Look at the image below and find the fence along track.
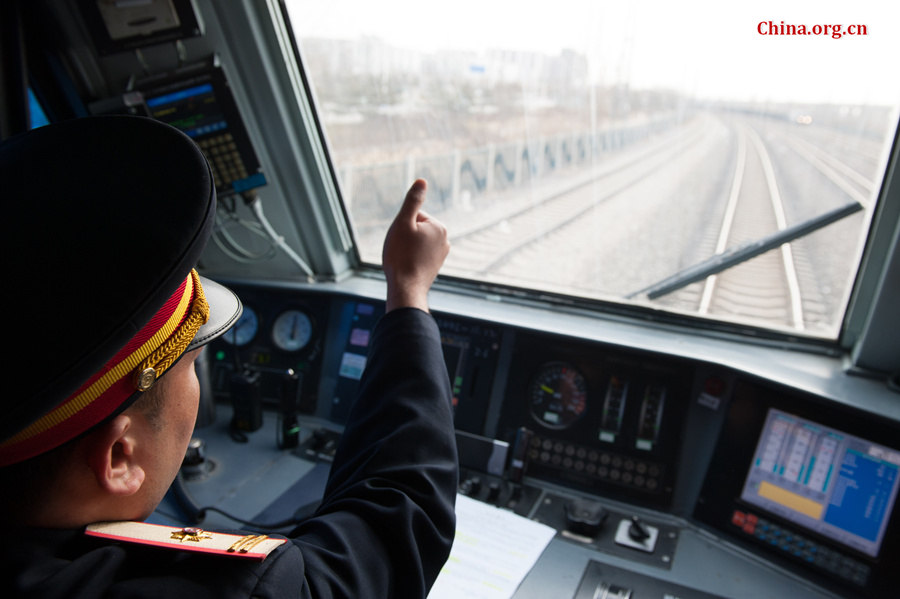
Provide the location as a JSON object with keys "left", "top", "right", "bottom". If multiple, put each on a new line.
{"left": 446, "top": 123, "right": 708, "bottom": 275}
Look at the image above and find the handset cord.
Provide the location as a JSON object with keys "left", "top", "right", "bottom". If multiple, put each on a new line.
{"left": 170, "top": 472, "right": 309, "bottom": 531}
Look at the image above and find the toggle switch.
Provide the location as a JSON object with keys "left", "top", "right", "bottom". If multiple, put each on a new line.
{"left": 627, "top": 515, "right": 650, "bottom": 542}
{"left": 614, "top": 515, "right": 659, "bottom": 553}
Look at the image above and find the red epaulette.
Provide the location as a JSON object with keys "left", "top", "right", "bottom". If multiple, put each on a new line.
{"left": 85, "top": 521, "right": 287, "bottom": 560}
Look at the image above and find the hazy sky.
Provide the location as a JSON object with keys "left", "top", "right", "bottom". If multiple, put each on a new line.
{"left": 286, "top": 0, "right": 900, "bottom": 104}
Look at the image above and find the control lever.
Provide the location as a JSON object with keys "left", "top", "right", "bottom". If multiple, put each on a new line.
{"left": 278, "top": 369, "right": 301, "bottom": 449}
{"left": 508, "top": 427, "right": 533, "bottom": 483}
{"left": 614, "top": 515, "right": 659, "bottom": 553}
{"left": 627, "top": 516, "right": 650, "bottom": 542}
{"left": 230, "top": 369, "right": 262, "bottom": 434}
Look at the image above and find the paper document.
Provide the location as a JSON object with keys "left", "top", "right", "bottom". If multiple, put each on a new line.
{"left": 428, "top": 494, "right": 557, "bottom": 599}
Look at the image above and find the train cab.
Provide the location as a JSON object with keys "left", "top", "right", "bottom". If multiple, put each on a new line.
{"left": 3, "top": 1, "right": 899, "bottom": 598}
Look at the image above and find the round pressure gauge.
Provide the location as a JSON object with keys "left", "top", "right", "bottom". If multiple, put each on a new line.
{"left": 222, "top": 306, "right": 258, "bottom": 346}
{"left": 271, "top": 309, "right": 313, "bottom": 352}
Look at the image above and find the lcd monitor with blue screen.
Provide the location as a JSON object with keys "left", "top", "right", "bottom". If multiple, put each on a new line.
{"left": 740, "top": 408, "right": 900, "bottom": 557}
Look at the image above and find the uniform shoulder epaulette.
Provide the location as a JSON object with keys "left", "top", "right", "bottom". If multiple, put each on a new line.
{"left": 85, "top": 521, "right": 287, "bottom": 560}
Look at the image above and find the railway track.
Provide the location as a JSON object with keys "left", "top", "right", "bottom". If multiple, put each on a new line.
{"left": 694, "top": 125, "right": 805, "bottom": 330}
{"left": 692, "top": 121, "right": 880, "bottom": 331}
{"left": 441, "top": 114, "right": 882, "bottom": 333}
{"left": 646, "top": 118, "right": 882, "bottom": 331}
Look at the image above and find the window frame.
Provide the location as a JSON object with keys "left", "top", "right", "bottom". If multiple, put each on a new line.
{"left": 842, "top": 124, "right": 900, "bottom": 373}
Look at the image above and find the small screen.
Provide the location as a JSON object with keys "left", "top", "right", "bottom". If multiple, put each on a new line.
{"left": 740, "top": 408, "right": 900, "bottom": 557}
{"left": 146, "top": 83, "right": 226, "bottom": 138}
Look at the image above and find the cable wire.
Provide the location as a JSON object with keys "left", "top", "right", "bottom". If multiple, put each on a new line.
{"left": 244, "top": 192, "right": 316, "bottom": 280}
{"left": 170, "top": 473, "right": 317, "bottom": 531}
{"left": 212, "top": 204, "right": 278, "bottom": 262}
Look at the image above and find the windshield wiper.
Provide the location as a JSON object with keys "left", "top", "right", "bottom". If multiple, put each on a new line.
{"left": 628, "top": 201, "right": 864, "bottom": 300}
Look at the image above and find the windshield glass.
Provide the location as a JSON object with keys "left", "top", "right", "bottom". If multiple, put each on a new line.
{"left": 284, "top": 0, "right": 899, "bottom": 338}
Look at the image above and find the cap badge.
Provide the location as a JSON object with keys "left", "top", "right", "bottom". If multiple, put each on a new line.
{"left": 136, "top": 368, "right": 157, "bottom": 391}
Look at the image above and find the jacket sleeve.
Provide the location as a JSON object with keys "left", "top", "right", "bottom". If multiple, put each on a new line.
{"left": 287, "top": 307, "right": 458, "bottom": 598}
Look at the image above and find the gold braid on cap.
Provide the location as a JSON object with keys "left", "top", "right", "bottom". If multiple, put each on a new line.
{"left": 133, "top": 269, "right": 210, "bottom": 391}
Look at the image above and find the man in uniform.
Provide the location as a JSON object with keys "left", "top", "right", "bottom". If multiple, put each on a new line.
{"left": 0, "top": 115, "right": 456, "bottom": 597}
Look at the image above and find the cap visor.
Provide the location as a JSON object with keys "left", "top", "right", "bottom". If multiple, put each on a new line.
{"left": 189, "top": 276, "right": 242, "bottom": 350}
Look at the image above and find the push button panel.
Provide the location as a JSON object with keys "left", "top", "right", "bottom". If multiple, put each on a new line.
{"left": 527, "top": 434, "right": 667, "bottom": 497}
{"left": 731, "top": 509, "right": 870, "bottom": 587}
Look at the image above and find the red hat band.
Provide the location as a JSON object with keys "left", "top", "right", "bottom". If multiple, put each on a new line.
{"left": 0, "top": 270, "right": 209, "bottom": 467}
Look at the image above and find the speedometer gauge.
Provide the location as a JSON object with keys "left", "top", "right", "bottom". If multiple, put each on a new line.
{"left": 529, "top": 362, "right": 588, "bottom": 429}
{"left": 271, "top": 309, "right": 313, "bottom": 352}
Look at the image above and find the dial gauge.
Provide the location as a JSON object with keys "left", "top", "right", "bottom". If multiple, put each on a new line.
{"left": 271, "top": 309, "right": 313, "bottom": 352}
{"left": 222, "top": 306, "right": 258, "bottom": 346}
{"left": 529, "top": 362, "right": 588, "bottom": 429}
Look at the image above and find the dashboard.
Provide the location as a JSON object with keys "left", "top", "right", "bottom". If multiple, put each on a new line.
{"left": 10, "top": 2, "right": 900, "bottom": 598}
{"left": 194, "top": 278, "right": 900, "bottom": 599}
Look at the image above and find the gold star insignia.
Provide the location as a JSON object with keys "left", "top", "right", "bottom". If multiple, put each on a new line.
{"left": 170, "top": 527, "right": 213, "bottom": 543}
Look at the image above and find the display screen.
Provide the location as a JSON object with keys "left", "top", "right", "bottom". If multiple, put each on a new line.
{"left": 146, "top": 83, "right": 227, "bottom": 138}
{"left": 740, "top": 408, "right": 900, "bottom": 557}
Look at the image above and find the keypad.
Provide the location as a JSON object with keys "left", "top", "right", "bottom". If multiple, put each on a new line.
{"left": 198, "top": 133, "right": 248, "bottom": 190}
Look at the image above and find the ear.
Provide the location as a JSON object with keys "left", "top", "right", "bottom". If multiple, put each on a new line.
{"left": 85, "top": 414, "right": 146, "bottom": 496}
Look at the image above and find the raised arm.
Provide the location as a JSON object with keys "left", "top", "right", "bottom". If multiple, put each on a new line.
{"left": 286, "top": 180, "right": 457, "bottom": 598}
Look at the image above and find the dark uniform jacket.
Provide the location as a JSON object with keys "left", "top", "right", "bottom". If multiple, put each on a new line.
{"left": 2, "top": 308, "right": 458, "bottom": 598}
